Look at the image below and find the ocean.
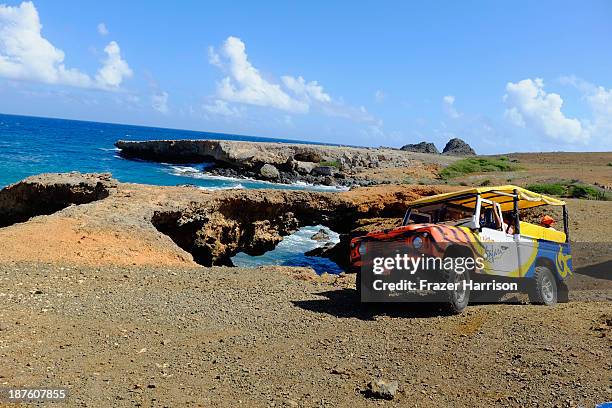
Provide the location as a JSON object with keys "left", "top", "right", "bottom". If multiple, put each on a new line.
{"left": 0, "top": 113, "right": 342, "bottom": 191}
{"left": 0, "top": 113, "right": 343, "bottom": 273}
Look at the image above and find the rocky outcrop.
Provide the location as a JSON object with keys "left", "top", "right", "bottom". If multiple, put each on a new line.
{"left": 310, "top": 229, "right": 330, "bottom": 241}
{"left": 0, "top": 172, "right": 116, "bottom": 228}
{"left": 442, "top": 138, "right": 476, "bottom": 156}
{"left": 115, "top": 139, "right": 441, "bottom": 187}
{"left": 0, "top": 173, "right": 452, "bottom": 267}
{"left": 400, "top": 142, "right": 440, "bottom": 154}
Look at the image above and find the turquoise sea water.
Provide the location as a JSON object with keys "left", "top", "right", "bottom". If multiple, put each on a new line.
{"left": 0, "top": 113, "right": 343, "bottom": 273}
{"left": 0, "top": 113, "right": 340, "bottom": 191}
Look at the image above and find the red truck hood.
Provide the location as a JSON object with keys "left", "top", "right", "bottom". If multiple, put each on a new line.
{"left": 358, "top": 223, "right": 432, "bottom": 241}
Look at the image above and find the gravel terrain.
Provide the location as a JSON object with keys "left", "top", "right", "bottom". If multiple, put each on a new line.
{"left": 0, "top": 172, "right": 610, "bottom": 407}
{"left": 0, "top": 262, "right": 610, "bottom": 407}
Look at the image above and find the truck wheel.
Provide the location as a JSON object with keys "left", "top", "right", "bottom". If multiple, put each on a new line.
{"left": 441, "top": 267, "right": 470, "bottom": 314}
{"left": 356, "top": 270, "right": 362, "bottom": 300}
{"left": 528, "top": 266, "right": 558, "bottom": 306}
{"left": 557, "top": 280, "right": 569, "bottom": 303}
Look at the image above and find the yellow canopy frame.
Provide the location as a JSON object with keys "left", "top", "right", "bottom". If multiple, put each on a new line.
{"left": 409, "top": 185, "right": 566, "bottom": 212}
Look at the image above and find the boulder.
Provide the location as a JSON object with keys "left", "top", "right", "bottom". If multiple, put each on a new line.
{"left": 259, "top": 164, "right": 280, "bottom": 180}
{"left": 312, "top": 166, "right": 337, "bottom": 177}
{"left": 321, "top": 176, "right": 336, "bottom": 186}
{"left": 400, "top": 142, "right": 440, "bottom": 154}
{"left": 310, "top": 228, "right": 330, "bottom": 241}
{"left": 293, "top": 150, "right": 323, "bottom": 163}
{"left": 442, "top": 138, "right": 476, "bottom": 156}
{"left": 294, "top": 160, "right": 318, "bottom": 175}
{"left": 304, "top": 242, "right": 335, "bottom": 256}
{"left": 366, "top": 379, "right": 398, "bottom": 400}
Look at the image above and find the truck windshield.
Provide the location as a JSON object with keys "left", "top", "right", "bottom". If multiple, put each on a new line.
{"left": 404, "top": 203, "right": 474, "bottom": 226}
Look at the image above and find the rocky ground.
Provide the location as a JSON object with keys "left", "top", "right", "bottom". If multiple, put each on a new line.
{"left": 115, "top": 139, "right": 459, "bottom": 187}
{"left": 0, "top": 171, "right": 610, "bottom": 407}
{"left": 0, "top": 263, "right": 610, "bottom": 407}
{"left": 454, "top": 152, "right": 612, "bottom": 190}
{"left": 0, "top": 173, "right": 453, "bottom": 267}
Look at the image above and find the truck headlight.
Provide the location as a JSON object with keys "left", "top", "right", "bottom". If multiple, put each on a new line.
{"left": 413, "top": 236, "right": 423, "bottom": 250}
{"left": 358, "top": 242, "right": 367, "bottom": 256}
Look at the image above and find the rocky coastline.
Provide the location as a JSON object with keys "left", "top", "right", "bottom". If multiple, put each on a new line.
{"left": 115, "top": 139, "right": 463, "bottom": 187}
{"left": 0, "top": 172, "right": 452, "bottom": 268}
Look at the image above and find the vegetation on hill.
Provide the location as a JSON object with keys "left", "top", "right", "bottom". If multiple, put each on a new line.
{"left": 319, "top": 160, "right": 341, "bottom": 169}
{"left": 439, "top": 156, "right": 520, "bottom": 179}
{"left": 527, "top": 181, "right": 610, "bottom": 201}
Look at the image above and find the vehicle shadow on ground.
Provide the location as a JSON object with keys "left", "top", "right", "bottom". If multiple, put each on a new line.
{"left": 292, "top": 288, "right": 460, "bottom": 321}
{"left": 574, "top": 260, "right": 611, "bottom": 281}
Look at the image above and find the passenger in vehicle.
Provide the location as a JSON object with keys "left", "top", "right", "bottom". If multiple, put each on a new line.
{"left": 540, "top": 215, "right": 557, "bottom": 230}
{"left": 502, "top": 214, "right": 514, "bottom": 234}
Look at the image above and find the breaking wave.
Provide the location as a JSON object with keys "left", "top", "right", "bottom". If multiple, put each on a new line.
{"left": 231, "top": 225, "right": 343, "bottom": 274}
{"left": 164, "top": 164, "right": 349, "bottom": 192}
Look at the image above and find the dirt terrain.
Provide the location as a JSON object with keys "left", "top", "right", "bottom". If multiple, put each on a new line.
{"left": 0, "top": 172, "right": 610, "bottom": 407}
{"left": 451, "top": 151, "right": 612, "bottom": 189}
{"left": 0, "top": 263, "right": 609, "bottom": 407}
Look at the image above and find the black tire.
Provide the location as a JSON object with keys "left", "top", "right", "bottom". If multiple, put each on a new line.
{"left": 356, "top": 270, "right": 362, "bottom": 301}
{"left": 441, "top": 266, "right": 471, "bottom": 314}
{"left": 528, "top": 266, "right": 558, "bottom": 306}
{"left": 557, "top": 280, "right": 569, "bottom": 303}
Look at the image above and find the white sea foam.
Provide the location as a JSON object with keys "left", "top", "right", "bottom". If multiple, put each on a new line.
{"left": 198, "top": 184, "right": 245, "bottom": 191}
{"left": 231, "top": 225, "right": 343, "bottom": 274}
{"left": 98, "top": 147, "right": 121, "bottom": 152}
{"left": 164, "top": 163, "right": 348, "bottom": 191}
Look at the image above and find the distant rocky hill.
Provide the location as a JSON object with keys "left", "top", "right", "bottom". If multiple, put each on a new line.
{"left": 400, "top": 138, "right": 476, "bottom": 156}
{"left": 400, "top": 142, "right": 440, "bottom": 154}
{"left": 442, "top": 138, "right": 476, "bottom": 156}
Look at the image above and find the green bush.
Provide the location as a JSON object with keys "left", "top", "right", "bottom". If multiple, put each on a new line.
{"left": 319, "top": 160, "right": 341, "bottom": 169}
{"left": 439, "top": 157, "right": 521, "bottom": 179}
{"left": 568, "top": 184, "right": 599, "bottom": 199}
{"left": 527, "top": 181, "right": 609, "bottom": 201}
{"left": 526, "top": 183, "right": 567, "bottom": 196}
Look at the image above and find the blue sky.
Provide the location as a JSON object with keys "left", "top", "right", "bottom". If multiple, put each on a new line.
{"left": 0, "top": 1, "right": 611, "bottom": 152}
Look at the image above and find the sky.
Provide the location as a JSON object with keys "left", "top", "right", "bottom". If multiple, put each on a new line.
{"left": 0, "top": 0, "right": 611, "bottom": 153}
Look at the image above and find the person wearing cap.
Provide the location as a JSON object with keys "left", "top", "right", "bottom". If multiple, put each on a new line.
{"left": 540, "top": 215, "right": 557, "bottom": 230}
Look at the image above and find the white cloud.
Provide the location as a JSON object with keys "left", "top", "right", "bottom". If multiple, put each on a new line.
{"left": 281, "top": 75, "right": 331, "bottom": 103}
{"left": 97, "top": 22, "right": 108, "bottom": 36}
{"left": 442, "top": 95, "right": 461, "bottom": 118}
{"left": 207, "top": 36, "right": 380, "bottom": 127}
{"left": 0, "top": 2, "right": 131, "bottom": 90}
{"left": 504, "top": 78, "right": 588, "bottom": 143}
{"left": 560, "top": 76, "right": 612, "bottom": 146}
{"left": 0, "top": 1, "right": 89, "bottom": 86}
{"left": 211, "top": 36, "right": 308, "bottom": 113}
{"left": 207, "top": 45, "right": 221, "bottom": 67}
{"left": 151, "top": 91, "right": 168, "bottom": 114}
{"left": 375, "top": 90, "right": 385, "bottom": 103}
{"left": 95, "top": 41, "right": 132, "bottom": 89}
{"left": 321, "top": 103, "right": 376, "bottom": 123}
{"left": 503, "top": 107, "right": 524, "bottom": 127}
{"left": 202, "top": 99, "right": 240, "bottom": 117}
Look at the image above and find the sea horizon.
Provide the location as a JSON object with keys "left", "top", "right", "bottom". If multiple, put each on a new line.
{"left": 0, "top": 112, "right": 348, "bottom": 191}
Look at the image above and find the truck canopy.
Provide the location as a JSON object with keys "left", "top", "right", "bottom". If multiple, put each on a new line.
{"left": 408, "top": 185, "right": 566, "bottom": 212}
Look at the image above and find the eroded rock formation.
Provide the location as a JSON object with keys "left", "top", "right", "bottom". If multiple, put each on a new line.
{"left": 114, "top": 139, "right": 451, "bottom": 187}
{"left": 0, "top": 172, "right": 116, "bottom": 228}
{"left": 0, "top": 172, "right": 452, "bottom": 267}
